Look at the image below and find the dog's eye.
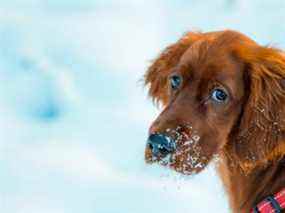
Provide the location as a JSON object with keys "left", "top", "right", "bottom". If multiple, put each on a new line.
{"left": 170, "top": 75, "right": 182, "bottom": 90}
{"left": 211, "top": 88, "right": 228, "bottom": 103}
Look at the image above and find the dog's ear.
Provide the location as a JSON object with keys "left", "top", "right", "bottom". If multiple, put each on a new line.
{"left": 229, "top": 46, "right": 285, "bottom": 173}
{"left": 144, "top": 32, "right": 202, "bottom": 105}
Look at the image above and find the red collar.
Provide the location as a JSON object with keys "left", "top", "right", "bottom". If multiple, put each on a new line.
{"left": 251, "top": 188, "right": 285, "bottom": 213}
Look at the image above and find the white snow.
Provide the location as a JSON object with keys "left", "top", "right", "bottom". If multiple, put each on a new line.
{"left": 1, "top": 0, "right": 285, "bottom": 213}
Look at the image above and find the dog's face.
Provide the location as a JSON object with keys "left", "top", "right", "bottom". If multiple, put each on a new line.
{"left": 145, "top": 34, "right": 246, "bottom": 174}
{"left": 144, "top": 30, "right": 285, "bottom": 175}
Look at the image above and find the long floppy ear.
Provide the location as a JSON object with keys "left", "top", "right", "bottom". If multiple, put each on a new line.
{"left": 144, "top": 32, "right": 202, "bottom": 105}
{"left": 229, "top": 46, "right": 285, "bottom": 173}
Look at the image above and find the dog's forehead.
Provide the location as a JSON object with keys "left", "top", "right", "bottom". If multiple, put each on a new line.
{"left": 177, "top": 41, "right": 245, "bottom": 98}
{"left": 179, "top": 39, "right": 210, "bottom": 66}
{"left": 178, "top": 41, "right": 239, "bottom": 77}
{"left": 178, "top": 30, "right": 255, "bottom": 70}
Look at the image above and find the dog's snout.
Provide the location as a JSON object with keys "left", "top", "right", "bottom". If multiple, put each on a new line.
{"left": 147, "top": 133, "right": 176, "bottom": 158}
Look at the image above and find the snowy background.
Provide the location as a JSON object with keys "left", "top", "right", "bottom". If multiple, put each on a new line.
{"left": 0, "top": 1, "right": 285, "bottom": 212}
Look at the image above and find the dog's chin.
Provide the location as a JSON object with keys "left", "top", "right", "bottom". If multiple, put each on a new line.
{"left": 169, "top": 155, "right": 208, "bottom": 175}
{"left": 145, "top": 147, "right": 208, "bottom": 175}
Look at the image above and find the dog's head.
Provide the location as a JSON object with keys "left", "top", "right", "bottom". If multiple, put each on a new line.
{"left": 144, "top": 30, "right": 285, "bottom": 175}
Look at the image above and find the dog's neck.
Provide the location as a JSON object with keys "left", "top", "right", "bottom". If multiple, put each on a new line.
{"left": 218, "top": 154, "right": 285, "bottom": 213}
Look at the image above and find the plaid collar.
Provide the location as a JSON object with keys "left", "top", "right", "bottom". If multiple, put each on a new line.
{"left": 251, "top": 188, "right": 285, "bottom": 213}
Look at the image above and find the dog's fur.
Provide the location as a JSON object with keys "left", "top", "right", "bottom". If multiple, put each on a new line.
{"left": 144, "top": 30, "right": 285, "bottom": 212}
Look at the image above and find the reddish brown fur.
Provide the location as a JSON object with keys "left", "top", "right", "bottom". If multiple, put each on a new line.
{"left": 144, "top": 30, "right": 285, "bottom": 212}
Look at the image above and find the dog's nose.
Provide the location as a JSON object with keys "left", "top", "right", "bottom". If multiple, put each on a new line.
{"left": 147, "top": 133, "right": 176, "bottom": 158}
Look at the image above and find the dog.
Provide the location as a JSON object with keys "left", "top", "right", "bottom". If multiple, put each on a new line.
{"left": 144, "top": 30, "right": 285, "bottom": 212}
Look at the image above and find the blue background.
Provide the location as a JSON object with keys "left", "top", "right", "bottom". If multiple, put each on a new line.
{"left": 0, "top": 1, "right": 284, "bottom": 212}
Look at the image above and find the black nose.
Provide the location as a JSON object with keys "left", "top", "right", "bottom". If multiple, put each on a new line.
{"left": 147, "top": 133, "right": 176, "bottom": 157}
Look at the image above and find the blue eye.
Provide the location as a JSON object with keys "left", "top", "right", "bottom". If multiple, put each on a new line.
{"left": 211, "top": 88, "right": 228, "bottom": 103}
{"left": 170, "top": 75, "right": 182, "bottom": 90}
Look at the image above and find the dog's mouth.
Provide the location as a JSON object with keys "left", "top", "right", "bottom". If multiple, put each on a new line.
{"left": 145, "top": 125, "right": 209, "bottom": 175}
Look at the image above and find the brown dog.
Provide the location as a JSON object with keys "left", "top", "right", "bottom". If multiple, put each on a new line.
{"left": 144, "top": 30, "right": 285, "bottom": 212}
